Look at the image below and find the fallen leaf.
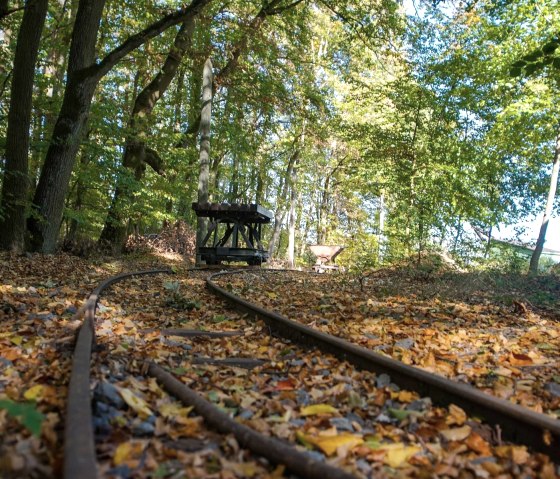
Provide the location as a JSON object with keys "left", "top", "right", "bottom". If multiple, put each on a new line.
{"left": 159, "top": 402, "right": 193, "bottom": 419}
{"left": 117, "top": 387, "right": 153, "bottom": 418}
{"left": 439, "top": 425, "right": 471, "bottom": 442}
{"left": 465, "top": 432, "right": 492, "bottom": 455}
{"left": 300, "top": 404, "right": 339, "bottom": 416}
{"left": 495, "top": 445, "right": 529, "bottom": 465}
{"left": 379, "top": 443, "right": 422, "bottom": 468}
{"left": 446, "top": 404, "right": 467, "bottom": 426}
{"left": 391, "top": 390, "right": 416, "bottom": 403}
{"left": 274, "top": 378, "right": 297, "bottom": 391}
{"left": 23, "top": 385, "right": 44, "bottom": 401}
{"left": 113, "top": 441, "right": 146, "bottom": 467}
{"left": 296, "top": 431, "right": 363, "bottom": 456}
{"left": 509, "top": 353, "right": 533, "bottom": 367}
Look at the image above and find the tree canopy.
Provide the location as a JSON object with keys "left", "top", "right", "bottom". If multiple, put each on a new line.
{"left": 0, "top": 0, "right": 558, "bottom": 271}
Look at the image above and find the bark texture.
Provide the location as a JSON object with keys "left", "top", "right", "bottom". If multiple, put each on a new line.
{"left": 0, "top": 0, "right": 48, "bottom": 252}
{"left": 27, "top": 0, "right": 211, "bottom": 253}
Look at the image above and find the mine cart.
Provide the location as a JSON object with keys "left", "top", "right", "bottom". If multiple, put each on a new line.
{"left": 192, "top": 202, "right": 273, "bottom": 265}
{"left": 309, "top": 244, "right": 344, "bottom": 272}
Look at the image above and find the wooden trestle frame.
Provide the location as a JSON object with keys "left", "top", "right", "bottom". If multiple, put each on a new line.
{"left": 192, "top": 202, "right": 273, "bottom": 265}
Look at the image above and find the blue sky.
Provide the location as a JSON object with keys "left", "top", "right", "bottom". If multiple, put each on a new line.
{"left": 496, "top": 215, "right": 560, "bottom": 251}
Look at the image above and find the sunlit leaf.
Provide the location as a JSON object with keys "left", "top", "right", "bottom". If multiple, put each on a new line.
{"left": 296, "top": 431, "right": 363, "bottom": 456}
{"left": 117, "top": 387, "right": 153, "bottom": 418}
{"left": 300, "top": 404, "right": 339, "bottom": 416}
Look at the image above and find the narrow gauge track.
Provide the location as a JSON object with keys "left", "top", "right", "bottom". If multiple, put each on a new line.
{"left": 63, "top": 267, "right": 559, "bottom": 479}
{"left": 206, "top": 269, "right": 560, "bottom": 461}
{"left": 64, "top": 268, "right": 356, "bottom": 479}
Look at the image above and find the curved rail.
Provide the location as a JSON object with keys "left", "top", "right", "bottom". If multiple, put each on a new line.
{"left": 63, "top": 266, "right": 350, "bottom": 479}
{"left": 207, "top": 269, "right": 560, "bottom": 461}
{"left": 64, "top": 269, "right": 172, "bottom": 479}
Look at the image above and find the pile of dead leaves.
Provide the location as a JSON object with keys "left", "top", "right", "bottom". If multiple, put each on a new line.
{"left": 126, "top": 221, "right": 196, "bottom": 257}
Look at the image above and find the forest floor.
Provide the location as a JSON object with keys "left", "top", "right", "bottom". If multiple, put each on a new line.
{"left": 0, "top": 251, "right": 559, "bottom": 478}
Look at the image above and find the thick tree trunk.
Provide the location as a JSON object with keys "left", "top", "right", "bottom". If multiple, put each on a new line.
{"left": 99, "top": 18, "right": 196, "bottom": 252}
{"left": 195, "top": 58, "right": 213, "bottom": 265}
{"left": 529, "top": 128, "right": 560, "bottom": 274}
{"left": 27, "top": 0, "right": 211, "bottom": 253}
{"left": 27, "top": 0, "right": 107, "bottom": 252}
{"left": 0, "top": 0, "right": 48, "bottom": 252}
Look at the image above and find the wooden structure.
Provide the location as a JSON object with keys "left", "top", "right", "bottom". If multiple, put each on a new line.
{"left": 309, "top": 244, "right": 344, "bottom": 272}
{"left": 192, "top": 203, "right": 273, "bottom": 265}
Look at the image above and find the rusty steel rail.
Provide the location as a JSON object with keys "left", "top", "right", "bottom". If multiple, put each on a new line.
{"left": 64, "top": 269, "right": 172, "bottom": 479}
{"left": 148, "top": 362, "right": 357, "bottom": 479}
{"left": 207, "top": 269, "right": 560, "bottom": 461}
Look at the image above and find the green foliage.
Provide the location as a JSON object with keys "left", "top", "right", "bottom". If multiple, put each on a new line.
{"left": 1, "top": 0, "right": 558, "bottom": 264}
{"left": 0, "top": 399, "right": 44, "bottom": 436}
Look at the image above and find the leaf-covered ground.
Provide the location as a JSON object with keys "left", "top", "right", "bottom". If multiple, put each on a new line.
{"left": 1, "top": 253, "right": 559, "bottom": 478}
{"left": 218, "top": 270, "right": 560, "bottom": 415}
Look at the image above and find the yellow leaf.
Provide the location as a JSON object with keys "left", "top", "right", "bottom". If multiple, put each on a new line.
{"left": 266, "top": 291, "right": 277, "bottom": 299}
{"left": 24, "top": 385, "right": 43, "bottom": 400}
{"left": 10, "top": 336, "right": 23, "bottom": 346}
{"left": 440, "top": 425, "right": 471, "bottom": 442}
{"left": 300, "top": 404, "right": 339, "bottom": 416}
{"left": 495, "top": 445, "right": 529, "bottom": 465}
{"left": 117, "top": 387, "right": 153, "bottom": 418}
{"left": 391, "top": 390, "right": 416, "bottom": 403}
{"left": 446, "top": 404, "right": 467, "bottom": 426}
{"left": 297, "top": 431, "right": 363, "bottom": 456}
{"left": 113, "top": 442, "right": 132, "bottom": 466}
{"left": 380, "top": 443, "right": 422, "bottom": 468}
{"left": 159, "top": 402, "right": 193, "bottom": 419}
{"left": 113, "top": 441, "right": 145, "bottom": 467}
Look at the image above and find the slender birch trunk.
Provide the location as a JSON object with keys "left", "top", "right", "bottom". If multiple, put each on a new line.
{"left": 287, "top": 160, "right": 298, "bottom": 268}
{"left": 529, "top": 128, "right": 560, "bottom": 274}
{"left": 195, "top": 58, "right": 213, "bottom": 265}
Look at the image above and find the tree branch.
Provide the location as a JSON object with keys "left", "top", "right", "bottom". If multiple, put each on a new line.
{"left": 267, "top": 0, "right": 305, "bottom": 15}
{"left": 0, "top": 1, "right": 25, "bottom": 20}
{"left": 92, "top": 0, "right": 212, "bottom": 80}
{"left": 177, "top": 0, "right": 301, "bottom": 145}
{"left": 144, "top": 147, "right": 165, "bottom": 176}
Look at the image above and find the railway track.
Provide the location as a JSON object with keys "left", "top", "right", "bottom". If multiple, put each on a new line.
{"left": 62, "top": 267, "right": 559, "bottom": 478}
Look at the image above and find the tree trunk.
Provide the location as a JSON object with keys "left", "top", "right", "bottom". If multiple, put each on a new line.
{"left": 27, "top": 0, "right": 211, "bottom": 253}
{"left": 0, "top": 0, "right": 48, "bottom": 252}
{"left": 268, "top": 148, "right": 298, "bottom": 258}
{"left": 99, "top": 17, "right": 196, "bottom": 252}
{"left": 529, "top": 128, "right": 560, "bottom": 274}
{"left": 378, "top": 190, "right": 385, "bottom": 263}
{"left": 287, "top": 161, "right": 298, "bottom": 268}
{"left": 195, "top": 57, "right": 213, "bottom": 265}
{"left": 176, "top": 0, "right": 302, "bottom": 147}
{"left": 317, "top": 175, "right": 330, "bottom": 244}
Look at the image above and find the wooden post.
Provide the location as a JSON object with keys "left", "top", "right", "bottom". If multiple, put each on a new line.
{"left": 196, "top": 57, "right": 213, "bottom": 265}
